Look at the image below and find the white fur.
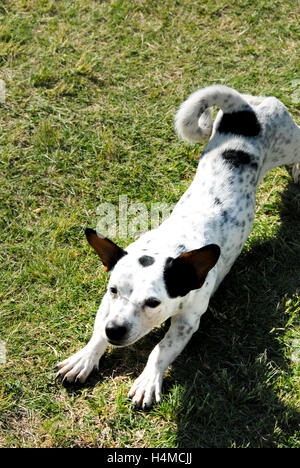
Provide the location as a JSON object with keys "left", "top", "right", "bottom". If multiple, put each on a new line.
{"left": 56, "top": 85, "right": 300, "bottom": 409}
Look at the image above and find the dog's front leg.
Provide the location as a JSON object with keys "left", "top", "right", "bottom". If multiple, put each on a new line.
{"left": 128, "top": 309, "right": 203, "bottom": 409}
{"left": 55, "top": 296, "right": 109, "bottom": 384}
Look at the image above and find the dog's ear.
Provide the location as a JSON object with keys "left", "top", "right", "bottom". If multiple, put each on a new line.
{"left": 164, "top": 244, "right": 220, "bottom": 297}
{"left": 85, "top": 228, "right": 127, "bottom": 272}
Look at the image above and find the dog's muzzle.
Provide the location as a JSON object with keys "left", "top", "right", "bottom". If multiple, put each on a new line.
{"left": 105, "top": 320, "right": 129, "bottom": 346}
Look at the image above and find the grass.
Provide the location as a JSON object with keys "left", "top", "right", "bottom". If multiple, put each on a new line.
{"left": 0, "top": 0, "right": 299, "bottom": 448}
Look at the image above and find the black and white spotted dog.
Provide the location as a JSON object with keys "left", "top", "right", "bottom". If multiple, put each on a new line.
{"left": 56, "top": 85, "right": 300, "bottom": 408}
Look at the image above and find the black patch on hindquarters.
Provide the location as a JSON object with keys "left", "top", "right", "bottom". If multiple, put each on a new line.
{"left": 222, "top": 149, "right": 258, "bottom": 170}
{"left": 218, "top": 110, "right": 261, "bottom": 137}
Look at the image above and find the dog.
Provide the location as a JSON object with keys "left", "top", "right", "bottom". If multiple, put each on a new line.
{"left": 56, "top": 85, "right": 300, "bottom": 408}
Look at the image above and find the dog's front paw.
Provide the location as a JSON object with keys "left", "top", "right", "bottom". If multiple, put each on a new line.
{"left": 128, "top": 368, "right": 163, "bottom": 409}
{"left": 55, "top": 346, "right": 100, "bottom": 384}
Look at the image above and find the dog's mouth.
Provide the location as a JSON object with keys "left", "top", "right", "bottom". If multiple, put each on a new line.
{"left": 107, "top": 333, "right": 140, "bottom": 348}
{"left": 105, "top": 319, "right": 144, "bottom": 347}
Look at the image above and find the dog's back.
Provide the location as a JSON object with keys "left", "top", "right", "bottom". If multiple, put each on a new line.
{"left": 175, "top": 84, "right": 300, "bottom": 181}
{"left": 174, "top": 85, "right": 300, "bottom": 287}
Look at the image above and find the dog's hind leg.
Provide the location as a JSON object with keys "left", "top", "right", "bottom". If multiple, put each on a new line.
{"left": 257, "top": 97, "right": 300, "bottom": 183}
{"left": 286, "top": 120, "right": 300, "bottom": 184}
{"left": 292, "top": 163, "right": 300, "bottom": 184}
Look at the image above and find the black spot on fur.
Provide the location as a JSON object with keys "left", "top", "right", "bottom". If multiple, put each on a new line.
{"left": 176, "top": 244, "right": 186, "bottom": 254}
{"left": 222, "top": 149, "right": 257, "bottom": 170}
{"left": 197, "top": 100, "right": 208, "bottom": 118}
{"left": 214, "top": 197, "right": 222, "bottom": 206}
{"left": 138, "top": 255, "right": 155, "bottom": 267}
{"left": 222, "top": 209, "right": 229, "bottom": 222}
{"left": 218, "top": 110, "right": 261, "bottom": 137}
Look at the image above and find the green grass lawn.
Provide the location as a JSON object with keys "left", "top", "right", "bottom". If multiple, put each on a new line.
{"left": 0, "top": 0, "right": 299, "bottom": 448}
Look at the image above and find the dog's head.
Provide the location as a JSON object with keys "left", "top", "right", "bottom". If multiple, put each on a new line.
{"left": 86, "top": 228, "right": 220, "bottom": 347}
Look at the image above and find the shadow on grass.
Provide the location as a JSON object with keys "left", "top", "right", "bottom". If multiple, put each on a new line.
{"left": 62, "top": 180, "right": 300, "bottom": 448}
{"left": 171, "top": 180, "right": 300, "bottom": 448}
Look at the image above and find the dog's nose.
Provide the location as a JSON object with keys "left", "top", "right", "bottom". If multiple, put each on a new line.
{"left": 105, "top": 321, "right": 128, "bottom": 343}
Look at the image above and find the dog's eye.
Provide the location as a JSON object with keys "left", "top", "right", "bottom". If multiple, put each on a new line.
{"left": 110, "top": 287, "right": 118, "bottom": 295}
{"left": 144, "top": 298, "right": 161, "bottom": 308}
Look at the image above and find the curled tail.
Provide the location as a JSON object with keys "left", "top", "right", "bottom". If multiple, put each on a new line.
{"left": 175, "top": 85, "right": 258, "bottom": 143}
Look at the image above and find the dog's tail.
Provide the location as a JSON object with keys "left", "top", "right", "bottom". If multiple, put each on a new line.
{"left": 175, "top": 84, "right": 256, "bottom": 143}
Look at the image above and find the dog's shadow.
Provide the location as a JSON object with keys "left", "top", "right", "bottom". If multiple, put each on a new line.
{"left": 63, "top": 179, "right": 300, "bottom": 448}
{"left": 170, "top": 178, "right": 300, "bottom": 447}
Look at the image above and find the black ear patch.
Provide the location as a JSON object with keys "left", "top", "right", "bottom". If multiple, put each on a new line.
{"left": 164, "top": 257, "right": 200, "bottom": 298}
{"left": 85, "top": 228, "right": 127, "bottom": 272}
{"left": 138, "top": 255, "right": 155, "bottom": 267}
{"left": 163, "top": 244, "right": 221, "bottom": 298}
{"left": 218, "top": 110, "right": 261, "bottom": 137}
